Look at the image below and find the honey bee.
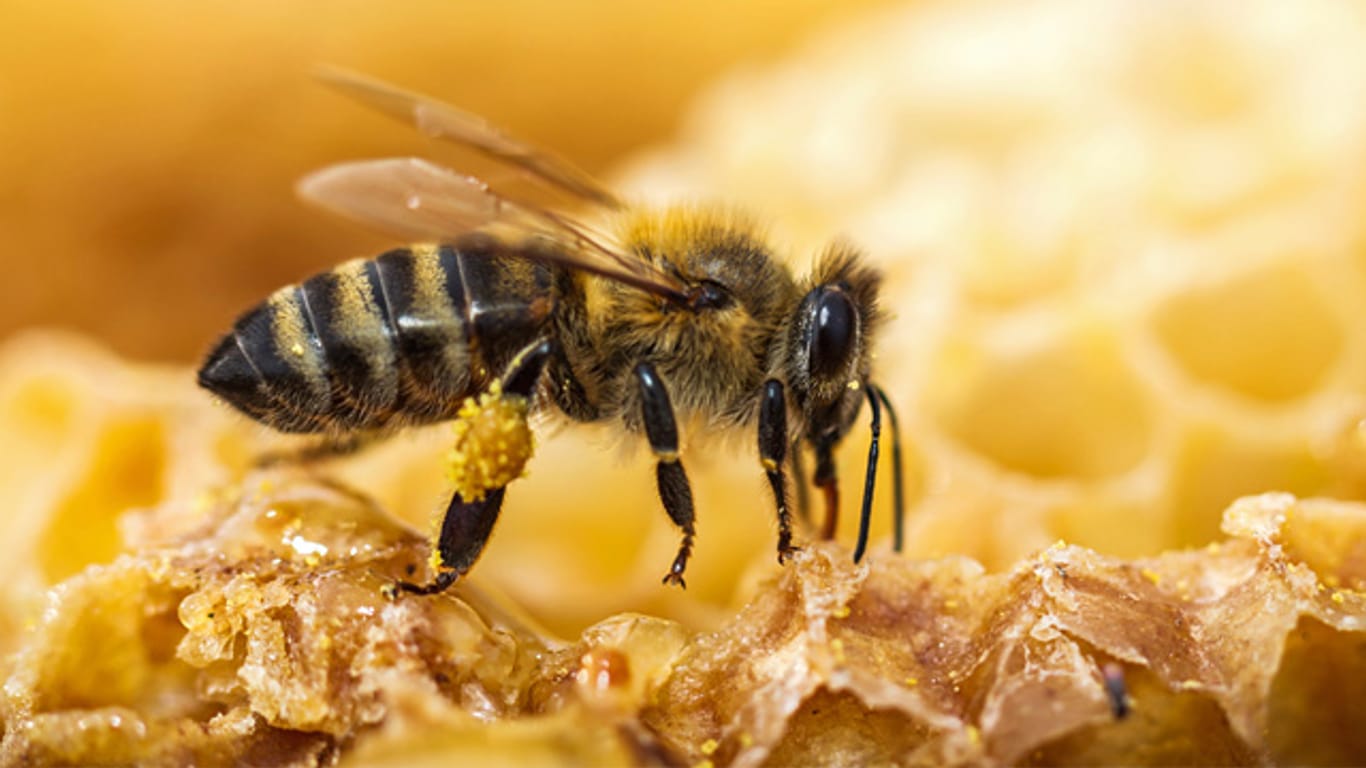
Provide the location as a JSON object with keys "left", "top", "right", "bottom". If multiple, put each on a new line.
{"left": 199, "top": 70, "right": 904, "bottom": 595}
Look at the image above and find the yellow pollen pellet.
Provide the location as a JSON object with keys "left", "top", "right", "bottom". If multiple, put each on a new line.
{"left": 444, "top": 382, "right": 534, "bottom": 503}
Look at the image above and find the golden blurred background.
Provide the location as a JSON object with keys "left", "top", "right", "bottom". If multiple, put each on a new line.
{"left": 0, "top": 0, "right": 889, "bottom": 364}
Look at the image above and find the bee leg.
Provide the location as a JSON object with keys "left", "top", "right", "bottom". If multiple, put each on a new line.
{"left": 813, "top": 434, "right": 840, "bottom": 540}
{"left": 871, "top": 384, "right": 905, "bottom": 553}
{"left": 635, "top": 362, "right": 695, "bottom": 589}
{"left": 759, "top": 379, "right": 798, "bottom": 564}
{"left": 391, "top": 488, "right": 506, "bottom": 596}
{"left": 391, "top": 338, "right": 554, "bottom": 597}
{"left": 852, "top": 387, "right": 882, "bottom": 564}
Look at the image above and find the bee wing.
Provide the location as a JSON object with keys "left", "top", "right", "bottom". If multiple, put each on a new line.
{"left": 299, "top": 158, "right": 503, "bottom": 241}
{"left": 317, "top": 67, "right": 620, "bottom": 209}
{"left": 298, "top": 157, "right": 688, "bottom": 301}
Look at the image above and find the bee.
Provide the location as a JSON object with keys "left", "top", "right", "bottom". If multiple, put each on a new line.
{"left": 198, "top": 70, "right": 904, "bottom": 595}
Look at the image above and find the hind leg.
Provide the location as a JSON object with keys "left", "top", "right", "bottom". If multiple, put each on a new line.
{"left": 388, "top": 339, "right": 554, "bottom": 597}
{"left": 389, "top": 488, "right": 506, "bottom": 596}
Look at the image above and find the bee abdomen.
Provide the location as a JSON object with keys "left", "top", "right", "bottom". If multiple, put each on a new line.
{"left": 201, "top": 253, "right": 428, "bottom": 434}
{"left": 298, "top": 258, "right": 401, "bottom": 428}
{"left": 374, "top": 240, "right": 557, "bottom": 423}
{"left": 199, "top": 285, "right": 335, "bottom": 433}
{"left": 200, "top": 238, "right": 556, "bottom": 434}
{"left": 371, "top": 243, "right": 475, "bottom": 424}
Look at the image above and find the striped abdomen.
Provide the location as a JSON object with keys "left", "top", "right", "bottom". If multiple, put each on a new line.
{"left": 199, "top": 236, "right": 555, "bottom": 433}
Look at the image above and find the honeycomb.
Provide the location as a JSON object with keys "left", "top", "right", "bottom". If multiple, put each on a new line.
{"left": 2, "top": 0, "right": 1366, "bottom": 764}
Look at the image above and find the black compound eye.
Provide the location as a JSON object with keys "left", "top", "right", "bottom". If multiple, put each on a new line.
{"left": 807, "top": 287, "right": 858, "bottom": 380}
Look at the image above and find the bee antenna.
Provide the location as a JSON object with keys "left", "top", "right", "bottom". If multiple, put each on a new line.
{"left": 852, "top": 385, "right": 882, "bottom": 564}
{"left": 873, "top": 384, "right": 905, "bottom": 553}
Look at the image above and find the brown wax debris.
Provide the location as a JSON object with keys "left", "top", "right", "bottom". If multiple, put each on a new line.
{"left": 1, "top": 466, "right": 1363, "bottom": 765}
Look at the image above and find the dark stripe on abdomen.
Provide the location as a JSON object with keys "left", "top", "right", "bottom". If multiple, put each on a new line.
{"left": 197, "top": 332, "right": 276, "bottom": 425}
{"left": 456, "top": 237, "right": 556, "bottom": 378}
{"left": 298, "top": 259, "right": 400, "bottom": 429}
{"left": 374, "top": 245, "right": 473, "bottom": 424}
{"left": 229, "top": 288, "right": 333, "bottom": 433}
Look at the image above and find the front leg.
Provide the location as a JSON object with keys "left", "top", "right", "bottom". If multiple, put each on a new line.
{"left": 812, "top": 432, "right": 840, "bottom": 540}
{"left": 758, "top": 379, "right": 798, "bottom": 564}
{"left": 635, "top": 362, "right": 696, "bottom": 588}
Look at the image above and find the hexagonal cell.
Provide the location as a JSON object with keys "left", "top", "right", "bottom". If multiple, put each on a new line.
{"left": 1151, "top": 263, "right": 1345, "bottom": 403}
{"left": 930, "top": 325, "right": 1154, "bottom": 480}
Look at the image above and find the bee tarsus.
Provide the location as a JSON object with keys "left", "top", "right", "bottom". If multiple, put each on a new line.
{"left": 390, "top": 567, "right": 459, "bottom": 598}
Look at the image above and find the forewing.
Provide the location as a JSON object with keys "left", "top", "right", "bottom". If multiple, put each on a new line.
{"left": 317, "top": 67, "right": 621, "bottom": 208}
{"left": 298, "top": 157, "right": 502, "bottom": 243}
{"left": 298, "top": 157, "right": 687, "bottom": 300}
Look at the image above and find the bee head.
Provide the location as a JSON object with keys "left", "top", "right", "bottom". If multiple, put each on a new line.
{"left": 784, "top": 245, "right": 883, "bottom": 439}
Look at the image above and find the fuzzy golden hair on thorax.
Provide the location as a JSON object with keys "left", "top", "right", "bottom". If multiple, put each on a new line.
{"left": 567, "top": 206, "right": 804, "bottom": 427}
{"left": 615, "top": 206, "right": 769, "bottom": 271}
{"left": 610, "top": 206, "right": 799, "bottom": 341}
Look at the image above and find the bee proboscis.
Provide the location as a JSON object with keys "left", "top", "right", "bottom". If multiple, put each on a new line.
{"left": 198, "top": 69, "right": 905, "bottom": 594}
